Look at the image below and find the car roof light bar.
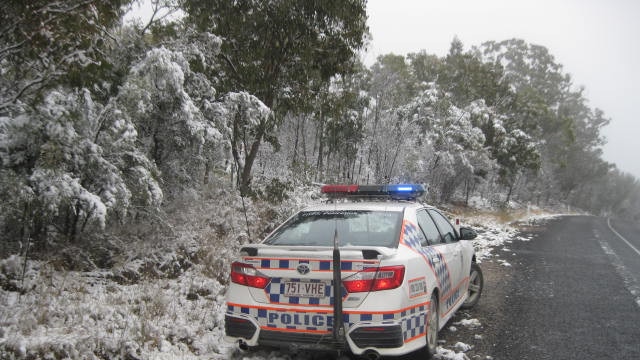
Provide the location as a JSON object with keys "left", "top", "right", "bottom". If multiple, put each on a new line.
{"left": 321, "top": 184, "right": 425, "bottom": 200}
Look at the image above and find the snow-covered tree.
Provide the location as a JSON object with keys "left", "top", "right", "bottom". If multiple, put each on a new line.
{"left": 468, "top": 99, "right": 539, "bottom": 203}
{"left": 182, "top": 0, "right": 368, "bottom": 194}
{"left": 0, "top": 88, "right": 162, "bottom": 246}
{"left": 0, "top": 0, "right": 128, "bottom": 111}
{"left": 117, "top": 46, "right": 224, "bottom": 196}
{"left": 397, "top": 86, "right": 490, "bottom": 202}
{"left": 215, "top": 91, "right": 272, "bottom": 195}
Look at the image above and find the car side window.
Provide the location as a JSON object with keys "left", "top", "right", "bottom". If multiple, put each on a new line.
{"left": 428, "top": 209, "right": 458, "bottom": 244}
{"left": 416, "top": 209, "right": 442, "bottom": 245}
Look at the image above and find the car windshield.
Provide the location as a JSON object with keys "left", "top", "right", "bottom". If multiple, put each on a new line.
{"left": 264, "top": 210, "right": 403, "bottom": 247}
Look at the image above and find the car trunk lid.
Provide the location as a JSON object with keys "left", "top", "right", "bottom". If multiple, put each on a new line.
{"left": 239, "top": 246, "right": 395, "bottom": 308}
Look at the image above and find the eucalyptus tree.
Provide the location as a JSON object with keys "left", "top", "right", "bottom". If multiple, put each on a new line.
{"left": 363, "top": 54, "right": 418, "bottom": 182}
{"left": 316, "top": 72, "right": 369, "bottom": 182}
{"left": 407, "top": 51, "right": 441, "bottom": 85}
{"left": 0, "top": 1, "right": 155, "bottom": 247}
{"left": 0, "top": 0, "right": 129, "bottom": 111}
{"left": 117, "top": 43, "right": 224, "bottom": 196}
{"left": 439, "top": 37, "right": 511, "bottom": 108}
{"left": 552, "top": 92, "right": 610, "bottom": 200}
{"left": 474, "top": 41, "right": 558, "bottom": 199}
{"left": 408, "top": 41, "right": 539, "bottom": 202}
{"left": 396, "top": 85, "right": 490, "bottom": 202}
{"left": 182, "top": 0, "right": 368, "bottom": 194}
{"left": 480, "top": 39, "right": 610, "bottom": 204}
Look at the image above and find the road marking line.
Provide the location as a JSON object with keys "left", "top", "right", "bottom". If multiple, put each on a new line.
{"left": 595, "top": 233, "right": 640, "bottom": 309}
{"left": 607, "top": 218, "right": 640, "bottom": 257}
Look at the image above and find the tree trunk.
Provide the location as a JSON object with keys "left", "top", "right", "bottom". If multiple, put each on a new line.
{"left": 239, "top": 137, "right": 262, "bottom": 196}
{"left": 505, "top": 182, "right": 514, "bottom": 205}
{"left": 465, "top": 179, "right": 471, "bottom": 206}
{"left": 301, "top": 116, "right": 307, "bottom": 163}
{"left": 204, "top": 162, "right": 210, "bottom": 185}
{"left": 69, "top": 202, "right": 81, "bottom": 243}
{"left": 231, "top": 120, "right": 242, "bottom": 190}
{"left": 292, "top": 115, "right": 300, "bottom": 168}
{"left": 316, "top": 111, "right": 325, "bottom": 178}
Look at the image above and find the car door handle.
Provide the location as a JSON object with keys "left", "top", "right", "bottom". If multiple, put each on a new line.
{"left": 432, "top": 257, "right": 440, "bottom": 264}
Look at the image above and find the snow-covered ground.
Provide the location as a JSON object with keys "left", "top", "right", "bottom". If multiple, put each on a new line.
{"left": 0, "top": 210, "right": 562, "bottom": 360}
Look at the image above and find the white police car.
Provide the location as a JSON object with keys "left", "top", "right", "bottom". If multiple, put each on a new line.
{"left": 224, "top": 184, "right": 483, "bottom": 359}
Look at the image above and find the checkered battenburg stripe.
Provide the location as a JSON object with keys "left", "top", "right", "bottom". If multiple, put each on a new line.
{"left": 246, "top": 258, "right": 378, "bottom": 272}
{"left": 401, "top": 221, "right": 453, "bottom": 296}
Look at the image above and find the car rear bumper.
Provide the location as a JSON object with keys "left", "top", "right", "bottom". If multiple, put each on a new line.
{"left": 224, "top": 311, "right": 428, "bottom": 356}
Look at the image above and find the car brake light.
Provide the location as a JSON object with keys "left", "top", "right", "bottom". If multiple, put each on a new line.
{"left": 230, "top": 262, "right": 270, "bottom": 289}
{"left": 342, "top": 265, "right": 405, "bottom": 293}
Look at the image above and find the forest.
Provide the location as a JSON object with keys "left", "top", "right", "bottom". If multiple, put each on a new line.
{"left": 2, "top": 0, "right": 639, "bottom": 260}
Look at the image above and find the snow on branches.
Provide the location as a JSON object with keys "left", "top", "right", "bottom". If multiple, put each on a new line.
{"left": 117, "top": 46, "right": 224, "bottom": 194}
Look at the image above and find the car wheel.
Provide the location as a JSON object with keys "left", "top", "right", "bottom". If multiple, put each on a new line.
{"left": 418, "top": 292, "right": 439, "bottom": 358}
{"left": 461, "top": 262, "right": 483, "bottom": 309}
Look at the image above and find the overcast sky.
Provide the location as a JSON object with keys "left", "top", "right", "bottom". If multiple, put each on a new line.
{"left": 365, "top": 0, "right": 640, "bottom": 179}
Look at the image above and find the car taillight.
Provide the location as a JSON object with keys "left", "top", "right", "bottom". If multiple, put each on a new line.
{"left": 342, "top": 265, "right": 405, "bottom": 293}
{"left": 230, "top": 262, "right": 270, "bottom": 289}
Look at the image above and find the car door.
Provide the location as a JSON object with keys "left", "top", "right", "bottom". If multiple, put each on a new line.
{"left": 426, "top": 209, "right": 464, "bottom": 310}
{"left": 416, "top": 209, "right": 458, "bottom": 308}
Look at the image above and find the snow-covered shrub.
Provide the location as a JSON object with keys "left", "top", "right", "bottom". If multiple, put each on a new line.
{"left": 0, "top": 255, "right": 227, "bottom": 360}
{"left": 0, "top": 255, "right": 40, "bottom": 293}
{"left": 0, "top": 88, "right": 162, "bottom": 250}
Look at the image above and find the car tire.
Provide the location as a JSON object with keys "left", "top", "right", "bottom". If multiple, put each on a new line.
{"left": 461, "top": 262, "right": 483, "bottom": 309}
{"left": 417, "top": 292, "right": 439, "bottom": 358}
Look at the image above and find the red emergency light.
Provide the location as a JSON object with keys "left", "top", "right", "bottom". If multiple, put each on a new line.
{"left": 321, "top": 184, "right": 425, "bottom": 200}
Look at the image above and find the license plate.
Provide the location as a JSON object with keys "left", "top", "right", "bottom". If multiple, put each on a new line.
{"left": 284, "top": 281, "right": 326, "bottom": 298}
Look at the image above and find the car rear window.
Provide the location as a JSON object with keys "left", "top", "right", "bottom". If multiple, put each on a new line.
{"left": 264, "top": 210, "right": 403, "bottom": 247}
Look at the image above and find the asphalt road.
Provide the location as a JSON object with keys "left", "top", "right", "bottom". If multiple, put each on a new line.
{"left": 437, "top": 215, "right": 640, "bottom": 360}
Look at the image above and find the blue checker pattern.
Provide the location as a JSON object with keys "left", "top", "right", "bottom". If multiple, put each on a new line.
{"left": 402, "top": 222, "right": 424, "bottom": 249}
{"left": 227, "top": 304, "right": 261, "bottom": 319}
{"left": 421, "top": 246, "right": 452, "bottom": 296}
{"left": 251, "top": 258, "right": 376, "bottom": 272}
{"left": 402, "top": 221, "right": 453, "bottom": 297}
{"left": 400, "top": 305, "right": 427, "bottom": 340}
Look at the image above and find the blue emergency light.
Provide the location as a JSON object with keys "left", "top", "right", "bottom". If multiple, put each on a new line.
{"left": 321, "top": 184, "right": 425, "bottom": 200}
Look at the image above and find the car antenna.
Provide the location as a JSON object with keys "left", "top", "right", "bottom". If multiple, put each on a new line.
{"left": 332, "top": 226, "right": 346, "bottom": 349}
{"left": 332, "top": 199, "right": 345, "bottom": 350}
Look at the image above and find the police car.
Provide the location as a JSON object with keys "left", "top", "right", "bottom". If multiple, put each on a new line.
{"left": 224, "top": 184, "right": 483, "bottom": 359}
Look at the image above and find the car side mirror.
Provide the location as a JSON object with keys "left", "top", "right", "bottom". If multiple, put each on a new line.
{"left": 459, "top": 226, "right": 477, "bottom": 240}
